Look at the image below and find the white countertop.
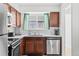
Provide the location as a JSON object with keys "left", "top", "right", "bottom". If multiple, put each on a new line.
{"left": 8, "top": 35, "right": 61, "bottom": 39}
{"left": 8, "top": 35, "right": 62, "bottom": 47}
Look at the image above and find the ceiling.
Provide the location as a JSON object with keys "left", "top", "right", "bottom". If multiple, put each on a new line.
{"left": 9, "top": 3, "right": 61, "bottom": 13}
{"left": 16, "top": 3, "right": 60, "bottom": 6}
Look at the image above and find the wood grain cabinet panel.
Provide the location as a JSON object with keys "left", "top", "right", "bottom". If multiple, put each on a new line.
{"left": 16, "top": 12, "right": 21, "bottom": 27}
{"left": 20, "top": 38, "right": 26, "bottom": 55}
{"left": 35, "top": 38, "right": 45, "bottom": 55}
{"left": 11, "top": 8, "right": 17, "bottom": 27}
{"left": 20, "top": 40, "right": 24, "bottom": 55}
{"left": 50, "top": 12, "right": 59, "bottom": 27}
{"left": 3, "top": 3, "right": 21, "bottom": 27}
{"left": 25, "top": 37, "right": 46, "bottom": 55}
{"left": 20, "top": 37, "right": 46, "bottom": 56}
{"left": 26, "top": 38, "right": 34, "bottom": 54}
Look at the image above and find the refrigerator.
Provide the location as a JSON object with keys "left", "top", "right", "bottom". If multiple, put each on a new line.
{"left": 0, "top": 4, "right": 8, "bottom": 56}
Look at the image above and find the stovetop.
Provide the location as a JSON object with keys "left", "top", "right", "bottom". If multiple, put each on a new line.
{"left": 8, "top": 38, "right": 18, "bottom": 45}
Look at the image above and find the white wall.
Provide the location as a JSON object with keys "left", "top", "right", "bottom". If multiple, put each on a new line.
{"left": 20, "top": 5, "right": 60, "bottom": 12}
{"left": 18, "top": 3, "right": 60, "bottom": 12}
{"left": 60, "top": 3, "right": 71, "bottom": 56}
{"left": 60, "top": 5, "right": 65, "bottom": 56}
{"left": 9, "top": 3, "right": 60, "bottom": 12}
{"left": 72, "top": 3, "right": 79, "bottom": 56}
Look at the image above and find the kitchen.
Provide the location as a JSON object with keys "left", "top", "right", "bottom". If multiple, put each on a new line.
{"left": 0, "top": 3, "right": 71, "bottom": 56}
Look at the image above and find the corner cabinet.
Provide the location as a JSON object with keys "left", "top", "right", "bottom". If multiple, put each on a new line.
{"left": 50, "top": 12, "right": 59, "bottom": 27}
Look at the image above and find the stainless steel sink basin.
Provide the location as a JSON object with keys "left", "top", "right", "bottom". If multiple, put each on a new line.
{"left": 28, "top": 35, "right": 43, "bottom": 37}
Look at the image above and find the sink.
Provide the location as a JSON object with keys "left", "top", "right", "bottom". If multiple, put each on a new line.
{"left": 28, "top": 35, "right": 43, "bottom": 37}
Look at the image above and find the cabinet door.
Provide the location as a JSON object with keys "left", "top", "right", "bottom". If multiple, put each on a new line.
{"left": 16, "top": 12, "right": 21, "bottom": 27}
{"left": 11, "top": 8, "right": 17, "bottom": 27}
{"left": 20, "top": 39, "right": 26, "bottom": 55}
{"left": 35, "top": 38, "right": 45, "bottom": 55}
{"left": 50, "top": 12, "right": 59, "bottom": 27}
{"left": 26, "top": 38, "right": 34, "bottom": 54}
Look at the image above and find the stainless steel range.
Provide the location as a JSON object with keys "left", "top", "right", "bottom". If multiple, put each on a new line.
{"left": 8, "top": 38, "right": 20, "bottom": 56}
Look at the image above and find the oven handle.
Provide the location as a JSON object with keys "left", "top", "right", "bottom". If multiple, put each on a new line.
{"left": 12, "top": 39, "right": 20, "bottom": 45}
{"left": 12, "top": 42, "right": 21, "bottom": 49}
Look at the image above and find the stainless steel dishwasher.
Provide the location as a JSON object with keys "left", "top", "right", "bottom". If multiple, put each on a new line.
{"left": 46, "top": 37, "right": 62, "bottom": 56}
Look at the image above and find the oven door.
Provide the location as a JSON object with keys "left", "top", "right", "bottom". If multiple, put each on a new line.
{"left": 12, "top": 43, "right": 20, "bottom": 56}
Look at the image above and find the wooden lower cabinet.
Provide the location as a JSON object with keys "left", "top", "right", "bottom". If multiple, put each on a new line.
{"left": 34, "top": 38, "right": 45, "bottom": 55}
{"left": 26, "top": 37, "right": 46, "bottom": 56}
{"left": 19, "top": 37, "right": 26, "bottom": 55}
{"left": 26, "top": 38, "right": 35, "bottom": 54}
{"left": 20, "top": 37, "right": 46, "bottom": 56}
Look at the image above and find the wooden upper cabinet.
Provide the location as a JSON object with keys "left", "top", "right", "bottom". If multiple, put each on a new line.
{"left": 3, "top": 3, "right": 21, "bottom": 27}
{"left": 11, "top": 7, "right": 17, "bottom": 27}
{"left": 50, "top": 12, "right": 59, "bottom": 27}
{"left": 16, "top": 11, "right": 21, "bottom": 27}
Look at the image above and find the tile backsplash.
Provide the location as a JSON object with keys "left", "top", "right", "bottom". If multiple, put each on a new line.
{"left": 14, "top": 27, "right": 21, "bottom": 35}
{"left": 22, "top": 27, "right": 60, "bottom": 35}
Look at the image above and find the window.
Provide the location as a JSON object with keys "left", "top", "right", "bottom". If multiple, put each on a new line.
{"left": 23, "top": 13, "right": 29, "bottom": 31}
{"left": 23, "top": 13, "right": 49, "bottom": 31}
